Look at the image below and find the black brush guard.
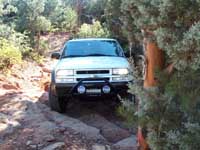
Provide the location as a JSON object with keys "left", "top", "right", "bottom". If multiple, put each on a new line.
{"left": 69, "top": 78, "right": 117, "bottom": 95}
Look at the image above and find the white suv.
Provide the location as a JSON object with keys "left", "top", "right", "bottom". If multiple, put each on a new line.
{"left": 49, "top": 38, "right": 133, "bottom": 113}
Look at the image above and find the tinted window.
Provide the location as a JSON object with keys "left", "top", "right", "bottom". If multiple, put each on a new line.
{"left": 62, "top": 40, "right": 124, "bottom": 57}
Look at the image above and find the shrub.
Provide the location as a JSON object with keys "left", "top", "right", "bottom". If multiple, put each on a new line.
{"left": 0, "top": 24, "right": 32, "bottom": 58}
{"left": 77, "top": 21, "right": 110, "bottom": 38}
{"left": 29, "top": 52, "right": 44, "bottom": 64}
{"left": 55, "top": 7, "right": 78, "bottom": 32}
{"left": 122, "top": 67, "right": 200, "bottom": 150}
{"left": 37, "top": 39, "right": 50, "bottom": 56}
{"left": 0, "top": 38, "right": 22, "bottom": 70}
{"left": 117, "top": 99, "right": 137, "bottom": 128}
{"left": 118, "top": 0, "right": 200, "bottom": 149}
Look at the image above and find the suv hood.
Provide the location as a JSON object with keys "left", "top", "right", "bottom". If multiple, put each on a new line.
{"left": 56, "top": 56, "right": 130, "bottom": 70}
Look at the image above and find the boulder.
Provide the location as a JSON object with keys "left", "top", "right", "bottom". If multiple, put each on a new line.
{"left": 92, "top": 144, "right": 106, "bottom": 150}
{"left": 80, "top": 114, "right": 130, "bottom": 143}
{"left": 2, "top": 84, "right": 18, "bottom": 90}
{"left": 48, "top": 111, "right": 105, "bottom": 140}
{"left": 41, "top": 142, "right": 65, "bottom": 150}
{"left": 113, "top": 136, "right": 137, "bottom": 150}
{"left": 0, "top": 113, "right": 21, "bottom": 138}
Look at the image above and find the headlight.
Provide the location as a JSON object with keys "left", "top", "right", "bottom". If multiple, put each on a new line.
{"left": 56, "top": 69, "right": 74, "bottom": 83}
{"left": 112, "top": 68, "right": 129, "bottom": 75}
{"left": 56, "top": 69, "right": 74, "bottom": 77}
{"left": 56, "top": 78, "right": 74, "bottom": 83}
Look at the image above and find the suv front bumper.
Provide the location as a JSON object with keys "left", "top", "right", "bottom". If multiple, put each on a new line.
{"left": 50, "top": 78, "right": 131, "bottom": 97}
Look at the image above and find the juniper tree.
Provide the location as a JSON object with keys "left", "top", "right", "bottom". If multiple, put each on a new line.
{"left": 105, "top": 0, "right": 126, "bottom": 43}
{"left": 120, "top": 0, "right": 200, "bottom": 149}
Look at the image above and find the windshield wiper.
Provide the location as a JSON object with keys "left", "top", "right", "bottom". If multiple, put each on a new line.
{"left": 61, "top": 54, "right": 118, "bottom": 58}
{"left": 85, "top": 54, "right": 116, "bottom": 57}
{"left": 61, "top": 55, "right": 84, "bottom": 58}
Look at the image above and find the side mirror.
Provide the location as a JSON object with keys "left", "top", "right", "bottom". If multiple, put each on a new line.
{"left": 51, "top": 52, "right": 60, "bottom": 59}
{"left": 124, "top": 51, "right": 130, "bottom": 58}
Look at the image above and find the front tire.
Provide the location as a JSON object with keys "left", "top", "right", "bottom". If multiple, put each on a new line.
{"left": 127, "top": 93, "right": 135, "bottom": 103}
{"left": 49, "top": 89, "right": 67, "bottom": 113}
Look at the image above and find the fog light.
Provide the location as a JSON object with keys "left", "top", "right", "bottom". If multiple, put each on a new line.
{"left": 102, "top": 85, "right": 111, "bottom": 93}
{"left": 77, "top": 85, "right": 86, "bottom": 94}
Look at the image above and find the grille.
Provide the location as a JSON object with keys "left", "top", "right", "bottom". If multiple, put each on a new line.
{"left": 76, "top": 70, "right": 109, "bottom": 74}
{"left": 76, "top": 78, "right": 110, "bottom": 82}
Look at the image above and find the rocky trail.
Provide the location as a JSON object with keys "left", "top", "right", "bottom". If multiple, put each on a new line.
{"left": 0, "top": 33, "right": 137, "bottom": 150}
{"left": 0, "top": 58, "right": 137, "bottom": 150}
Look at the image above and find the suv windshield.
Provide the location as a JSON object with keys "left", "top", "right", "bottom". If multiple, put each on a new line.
{"left": 62, "top": 40, "right": 124, "bottom": 57}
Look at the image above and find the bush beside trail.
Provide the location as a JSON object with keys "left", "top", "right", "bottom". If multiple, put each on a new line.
{"left": 0, "top": 38, "right": 22, "bottom": 71}
{"left": 76, "top": 21, "right": 110, "bottom": 38}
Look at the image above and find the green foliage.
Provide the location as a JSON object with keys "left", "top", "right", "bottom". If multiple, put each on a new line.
{"left": 13, "top": 0, "right": 51, "bottom": 33}
{"left": 0, "top": 0, "right": 76, "bottom": 62}
{"left": 44, "top": 0, "right": 61, "bottom": 17}
{"left": 37, "top": 39, "right": 49, "bottom": 55}
{"left": 10, "top": 0, "right": 76, "bottom": 32}
{"left": 84, "top": 0, "right": 107, "bottom": 21}
{"left": 77, "top": 21, "right": 110, "bottom": 38}
{"left": 0, "top": 24, "right": 32, "bottom": 58}
{"left": 117, "top": 99, "right": 137, "bottom": 127}
{"left": 105, "top": 0, "right": 123, "bottom": 37}
{"left": 115, "top": 0, "right": 200, "bottom": 149}
{"left": 120, "top": 0, "right": 142, "bottom": 43}
{"left": 121, "top": 0, "right": 200, "bottom": 71}
{"left": 34, "top": 16, "right": 51, "bottom": 32}
{"left": 0, "top": 0, "right": 78, "bottom": 64}
{"left": 105, "top": 0, "right": 141, "bottom": 53}
{"left": 43, "top": 0, "right": 78, "bottom": 32}
{"left": 0, "top": 0, "right": 17, "bottom": 22}
{"left": 0, "top": 38, "right": 22, "bottom": 70}
{"left": 127, "top": 67, "right": 200, "bottom": 150}
{"left": 0, "top": 24, "right": 14, "bottom": 39}
{"left": 28, "top": 52, "right": 44, "bottom": 64}
{"left": 55, "top": 7, "right": 77, "bottom": 32}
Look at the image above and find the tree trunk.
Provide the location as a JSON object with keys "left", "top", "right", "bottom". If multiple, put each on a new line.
{"left": 76, "top": 0, "right": 82, "bottom": 27}
{"left": 129, "top": 42, "right": 132, "bottom": 58}
{"left": 143, "top": 41, "right": 164, "bottom": 88}
{"left": 36, "top": 31, "right": 40, "bottom": 54}
{"left": 137, "top": 39, "right": 165, "bottom": 150}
